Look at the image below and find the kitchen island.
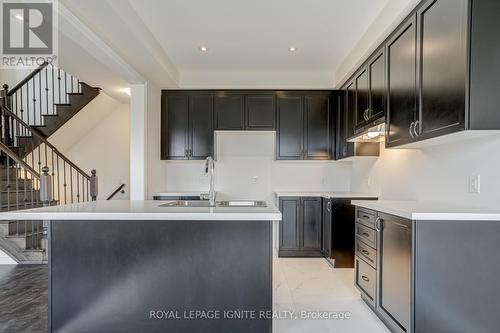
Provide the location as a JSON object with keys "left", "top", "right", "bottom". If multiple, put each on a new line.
{"left": 1, "top": 200, "right": 281, "bottom": 333}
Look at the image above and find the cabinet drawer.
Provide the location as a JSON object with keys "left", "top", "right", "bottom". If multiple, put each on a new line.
{"left": 355, "top": 256, "right": 376, "bottom": 304}
{"left": 356, "top": 223, "right": 377, "bottom": 249}
{"left": 356, "top": 208, "right": 377, "bottom": 228}
{"left": 356, "top": 240, "right": 376, "bottom": 268}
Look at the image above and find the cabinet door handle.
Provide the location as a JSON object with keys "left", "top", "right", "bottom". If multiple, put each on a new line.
{"left": 414, "top": 120, "right": 420, "bottom": 137}
{"left": 185, "top": 149, "right": 189, "bottom": 157}
{"left": 327, "top": 201, "right": 331, "bottom": 212}
{"left": 409, "top": 122, "right": 415, "bottom": 139}
{"left": 361, "top": 249, "right": 370, "bottom": 255}
{"left": 375, "top": 217, "right": 384, "bottom": 231}
{"left": 361, "top": 275, "right": 370, "bottom": 282}
{"left": 361, "top": 232, "right": 370, "bottom": 238}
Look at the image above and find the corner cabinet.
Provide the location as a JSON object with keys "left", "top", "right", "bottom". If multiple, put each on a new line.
{"left": 161, "top": 92, "right": 214, "bottom": 160}
{"left": 276, "top": 92, "right": 332, "bottom": 160}
{"left": 279, "top": 197, "right": 322, "bottom": 257}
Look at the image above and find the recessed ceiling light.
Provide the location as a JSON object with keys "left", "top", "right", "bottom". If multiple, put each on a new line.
{"left": 288, "top": 47, "right": 297, "bottom": 52}
{"left": 199, "top": 46, "right": 209, "bottom": 52}
{"left": 15, "top": 14, "right": 24, "bottom": 21}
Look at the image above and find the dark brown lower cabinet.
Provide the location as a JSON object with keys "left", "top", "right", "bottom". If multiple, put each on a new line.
{"left": 279, "top": 197, "right": 322, "bottom": 257}
{"left": 354, "top": 208, "right": 411, "bottom": 333}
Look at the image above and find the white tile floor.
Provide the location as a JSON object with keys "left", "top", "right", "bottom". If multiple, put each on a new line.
{"left": 273, "top": 258, "right": 389, "bottom": 333}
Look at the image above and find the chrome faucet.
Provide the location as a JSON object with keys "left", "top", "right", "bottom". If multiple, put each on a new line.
{"left": 204, "top": 156, "right": 216, "bottom": 206}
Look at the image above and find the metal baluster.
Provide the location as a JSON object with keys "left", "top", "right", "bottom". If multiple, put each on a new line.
{"left": 38, "top": 71, "right": 42, "bottom": 125}
{"left": 63, "top": 161, "right": 66, "bottom": 204}
{"left": 90, "top": 170, "right": 97, "bottom": 201}
{"left": 6, "top": 156, "right": 10, "bottom": 210}
{"left": 70, "top": 166, "right": 73, "bottom": 203}
{"left": 57, "top": 68, "right": 61, "bottom": 105}
{"left": 45, "top": 66, "right": 49, "bottom": 119}
{"left": 77, "top": 172, "right": 80, "bottom": 203}
{"left": 51, "top": 65, "right": 55, "bottom": 115}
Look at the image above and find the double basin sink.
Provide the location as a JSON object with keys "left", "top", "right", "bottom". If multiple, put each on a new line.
{"left": 159, "top": 200, "right": 267, "bottom": 208}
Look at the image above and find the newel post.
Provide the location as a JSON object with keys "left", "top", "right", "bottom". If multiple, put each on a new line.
{"left": 1, "top": 84, "right": 12, "bottom": 146}
{"left": 90, "top": 169, "right": 98, "bottom": 201}
{"left": 40, "top": 166, "right": 53, "bottom": 206}
{"left": 40, "top": 166, "right": 52, "bottom": 262}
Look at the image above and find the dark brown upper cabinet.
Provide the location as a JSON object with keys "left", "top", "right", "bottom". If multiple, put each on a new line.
{"left": 161, "top": 92, "right": 213, "bottom": 160}
{"left": 245, "top": 94, "right": 276, "bottom": 130}
{"left": 214, "top": 93, "right": 245, "bottom": 130}
{"left": 367, "top": 49, "right": 386, "bottom": 122}
{"left": 277, "top": 92, "right": 331, "bottom": 160}
{"left": 276, "top": 95, "right": 304, "bottom": 159}
{"left": 355, "top": 69, "right": 369, "bottom": 129}
{"left": 386, "top": 16, "right": 417, "bottom": 148}
{"left": 415, "top": 0, "right": 467, "bottom": 140}
{"left": 214, "top": 92, "right": 276, "bottom": 131}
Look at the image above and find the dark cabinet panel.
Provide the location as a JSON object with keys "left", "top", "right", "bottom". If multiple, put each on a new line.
{"left": 246, "top": 95, "right": 276, "bottom": 130}
{"left": 368, "top": 50, "right": 386, "bottom": 121}
{"left": 214, "top": 94, "right": 245, "bottom": 130}
{"left": 416, "top": 0, "right": 467, "bottom": 138}
{"left": 346, "top": 81, "right": 356, "bottom": 140}
{"left": 377, "top": 213, "right": 411, "bottom": 332}
{"left": 355, "top": 69, "right": 369, "bottom": 128}
{"left": 276, "top": 96, "right": 304, "bottom": 160}
{"left": 279, "top": 198, "right": 300, "bottom": 251}
{"left": 304, "top": 95, "right": 330, "bottom": 159}
{"left": 331, "top": 200, "right": 356, "bottom": 268}
{"left": 321, "top": 198, "right": 332, "bottom": 258}
{"left": 279, "top": 197, "right": 322, "bottom": 257}
{"left": 162, "top": 94, "right": 189, "bottom": 159}
{"left": 302, "top": 198, "right": 321, "bottom": 250}
{"left": 189, "top": 94, "right": 214, "bottom": 159}
{"left": 335, "top": 90, "right": 353, "bottom": 160}
{"left": 386, "top": 17, "right": 417, "bottom": 147}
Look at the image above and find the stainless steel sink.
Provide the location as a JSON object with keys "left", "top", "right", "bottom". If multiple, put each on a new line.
{"left": 158, "top": 200, "right": 211, "bottom": 207}
{"left": 158, "top": 200, "right": 267, "bottom": 208}
{"left": 216, "top": 200, "right": 267, "bottom": 207}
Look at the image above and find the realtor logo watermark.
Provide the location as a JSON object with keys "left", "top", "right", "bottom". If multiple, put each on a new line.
{"left": 1, "top": 0, "right": 58, "bottom": 68}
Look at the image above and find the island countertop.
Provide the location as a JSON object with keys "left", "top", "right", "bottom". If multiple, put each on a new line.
{"left": 0, "top": 200, "right": 282, "bottom": 221}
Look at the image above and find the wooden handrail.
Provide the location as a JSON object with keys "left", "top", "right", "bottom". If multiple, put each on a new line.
{"left": 0, "top": 104, "right": 91, "bottom": 180}
{"left": 106, "top": 184, "right": 126, "bottom": 200}
{"left": 6, "top": 61, "right": 49, "bottom": 96}
{"left": 0, "top": 142, "right": 40, "bottom": 178}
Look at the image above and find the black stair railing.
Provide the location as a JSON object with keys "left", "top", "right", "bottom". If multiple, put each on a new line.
{"left": 6, "top": 61, "right": 82, "bottom": 128}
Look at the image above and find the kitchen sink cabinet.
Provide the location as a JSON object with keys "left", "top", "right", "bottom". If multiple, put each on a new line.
{"left": 277, "top": 92, "right": 332, "bottom": 160}
{"left": 161, "top": 92, "right": 214, "bottom": 160}
{"left": 279, "top": 197, "right": 322, "bottom": 257}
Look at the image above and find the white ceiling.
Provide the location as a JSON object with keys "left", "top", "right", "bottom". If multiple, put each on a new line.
{"left": 57, "top": 0, "right": 397, "bottom": 92}
{"left": 129, "top": 0, "right": 389, "bottom": 76}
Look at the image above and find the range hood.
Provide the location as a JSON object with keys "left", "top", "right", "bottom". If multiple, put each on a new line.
{"left": 348, "top": 118, "right": 386, "bottom": 143}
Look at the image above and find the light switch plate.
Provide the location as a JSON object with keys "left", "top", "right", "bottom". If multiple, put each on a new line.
{"left": 469, "top": 175, "right": 481, "bottom": 194}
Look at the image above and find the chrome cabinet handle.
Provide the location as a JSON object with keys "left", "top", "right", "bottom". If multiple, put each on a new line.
{"left": 375, "top": 217, "right": 384, "bottom": 231}
{"left": 414, "top": 120, "right": 420, "bottom": 137}
{"left": 327, "top": 201, "right": 331, "bottom": 212}
{"left": 361, "top": 276, "right": 370, "bottom": 282}
{"left": 409, "top": 122, "right": 415, "bottom": 139}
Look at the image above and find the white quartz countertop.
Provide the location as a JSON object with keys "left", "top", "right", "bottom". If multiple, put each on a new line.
{"left": 0, "top": 200, "right": 282, "bottom": 221}
{"left": 351, "top": 200, "right": 500, "bottom": 221}
{"left": 275, "top": 191, "right": 378, "bottom": 199}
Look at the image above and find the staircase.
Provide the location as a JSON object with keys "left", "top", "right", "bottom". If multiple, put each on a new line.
{"left": 0, "top": 62, "right": 100, "bottom": 264}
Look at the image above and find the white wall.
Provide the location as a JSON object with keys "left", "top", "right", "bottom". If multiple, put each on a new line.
{"left": 154, "top": 131, "right": 351, "bottom": 203}
{"left": 334, "top": 0, "right": 419, "bottom": 86}
{"left": 49, "top": 93, "right": 130, "bottom": 200}
{"left": 350, "top": 135, "right": 500, "bottom": 208}
{"left": 0, "top": 68, "right": 31, "bottom": 88}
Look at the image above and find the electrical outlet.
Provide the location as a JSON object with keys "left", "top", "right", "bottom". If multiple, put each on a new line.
{"left": 469, "top": 175, "right": 481, "bottom": 194}
{"left": 251, "top": 176, "right": 258, "bottom": 185}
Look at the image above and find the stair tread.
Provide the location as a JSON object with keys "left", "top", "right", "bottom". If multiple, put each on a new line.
{"left": 54, "top": 103, "right": 71, "bottom": 106}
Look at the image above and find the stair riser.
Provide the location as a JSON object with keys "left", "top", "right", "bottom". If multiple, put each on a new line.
{"left": 8, "top": 220, "right": 42, "bottom": 235}
{"left": 0, "top": 180, "right": 34, "bottom": 190}
{"left": 1, "top": 191, "right": 39, "bottom": 204}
